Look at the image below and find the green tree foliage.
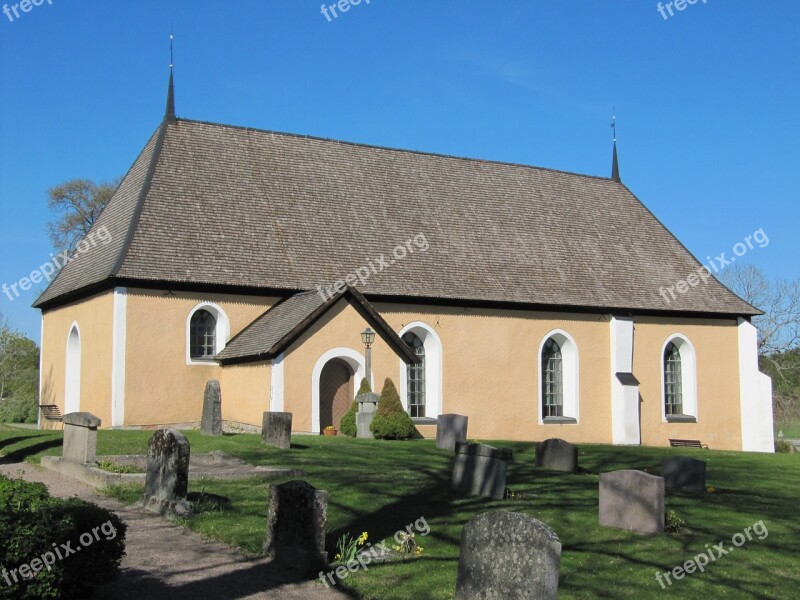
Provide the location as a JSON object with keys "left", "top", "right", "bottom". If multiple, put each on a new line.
{"left": 340, "top": 378, "right": 371, "bottom": 437}
{"left": 370, "top": 378, "right": 415, "bottom": 440}
{"left": 46, "top": 178, "right": 119, "bottom": 252}
{"left": 0, "top": 317, "right": 40, "bottom": 424}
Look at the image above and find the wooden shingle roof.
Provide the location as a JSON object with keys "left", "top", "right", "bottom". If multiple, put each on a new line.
{"left": 34, "top": 117, "right": 759, "bottom": 316}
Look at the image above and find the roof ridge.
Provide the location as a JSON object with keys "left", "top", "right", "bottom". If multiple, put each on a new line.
{"left": 172, "top": 117, "right": 619, "bottom": 184}
{"left": 110, "top": 121, "right": 170, "bottom": 276}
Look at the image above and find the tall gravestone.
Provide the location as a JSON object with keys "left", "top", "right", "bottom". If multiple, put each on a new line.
{"left": 535, "top": 438, "right": 578, "bottom": 473}
{"left": 62, "top": 412, "right": 101, "bottom": 464}
{"left": 661, "top": 456, "right": 706, "bottom": 492}
{"left": 356, "top": 392, "right": 380, "bottom": 438}
{"left": 142, "top": 429, "right": 192, "bottom": 516}
{"left": 436, "top": 414, "right": 469, "bottom": 450}
{"left": 599, "top": 470, "right": 664, "bottom": 534}
{"left": 262, "top": 412, "right": 292, "bottom": 449}
{"left": 452, "top": 442, "right": 513, "bottom": 500}
{"left": 455, "top": 511, "right": 561, "bottom": 600}
{"left": 201, "top": 380, "right": 223, "bottom": 436}
{"left": 264, "top": 480, "right": 328, "bottom": 577}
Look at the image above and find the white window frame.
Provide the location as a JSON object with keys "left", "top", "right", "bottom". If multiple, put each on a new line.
{"left": 398, "top": 321, "right": 443, "bottom": 419}
{"left": 186, "top": 302, "right": 230, "bottom": 365}
{"left": 537, "top": 329, "right": 579, "bottom": 424}
{"left": 661, "top": 334, "right": 698, "bottom": 422}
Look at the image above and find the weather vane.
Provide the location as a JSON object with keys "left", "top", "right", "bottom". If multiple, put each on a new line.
{"left": 611, "top": 108, "right": 617, "bottom": 143}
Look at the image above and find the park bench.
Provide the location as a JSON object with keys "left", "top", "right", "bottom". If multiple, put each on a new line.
{"left": 669, "top": 438, "right": 708, "bottom": 449}
{"left": 39, "top": 404, "right": 64, "bottom": 428}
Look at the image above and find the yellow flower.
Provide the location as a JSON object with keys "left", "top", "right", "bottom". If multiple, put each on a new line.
{"left": 357, "top": 532, "right": 369, "bottom": 545}
{"left": 706, "top": 486, "right": 716, "bottom": 493}
{"left": 335, "top": 553, "right": 341, "bottom": 560}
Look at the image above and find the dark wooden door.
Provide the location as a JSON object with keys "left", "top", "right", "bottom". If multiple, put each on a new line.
{"left": 319, "top": 359, "right": 353, "bottom": 430}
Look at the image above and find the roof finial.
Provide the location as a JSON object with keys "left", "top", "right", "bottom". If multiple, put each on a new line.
{"left": 165, "top": 30, "right": 176, "bottom": 121}
{"left": 610, "top": 108, "right": 621, "bottom": 183}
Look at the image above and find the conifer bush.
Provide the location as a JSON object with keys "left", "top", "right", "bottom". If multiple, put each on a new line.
{"left": 370, "top": 378, "right": 415, "bottom": 440}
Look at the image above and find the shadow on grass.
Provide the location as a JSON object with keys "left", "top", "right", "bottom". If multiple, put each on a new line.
{"left": 0, "top": 438, "right": 63, "bottom": 463}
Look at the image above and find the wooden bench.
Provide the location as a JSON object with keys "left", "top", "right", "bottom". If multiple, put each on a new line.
{"left": 669, "top": 438, "right": 708, "bottom": 449}
{"left": 39, "top": 405, "right": 64, "bottom": 428}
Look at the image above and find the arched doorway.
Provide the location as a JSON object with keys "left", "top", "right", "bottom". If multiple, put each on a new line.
{"left": 319, "top": 358, "right": 354, "bottom": 430}
{"left": 65, "top": 324, "right": 81, "bottom": 414}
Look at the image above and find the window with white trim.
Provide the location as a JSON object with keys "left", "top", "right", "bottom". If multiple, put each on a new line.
{"left": 186, "top": 303, "right": 230, "bottom": 365}
{"left": 538, "top": 331, "right": 579, "bottom": 424}
{"left": 403, "top": 331, "right": 426, "bottom": 418}
{"left": 662, "top": 335, "right": 697, "bottom": 422}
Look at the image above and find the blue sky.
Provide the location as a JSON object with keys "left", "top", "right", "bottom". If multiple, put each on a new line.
{"left": 1, "top": 0, "right": 798, "bottom": 340}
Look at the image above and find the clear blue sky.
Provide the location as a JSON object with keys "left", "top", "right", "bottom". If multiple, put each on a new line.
{"left": 1, "top": 0, "right": 798, "bottom": 341}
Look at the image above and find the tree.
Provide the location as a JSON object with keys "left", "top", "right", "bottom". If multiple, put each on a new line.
{"left": 46, "top": 178, "right": 120, "bottom": 251}
{"left": 0, "top": 315, "right": 40, "bottom": 424}
{"left": 720, "top": 264, "right": 800, "bottom": 427}
{"left": 370, "top": 378, "right": 415, "bottom": 440}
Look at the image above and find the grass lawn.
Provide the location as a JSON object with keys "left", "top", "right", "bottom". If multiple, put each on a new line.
{"left": 1, "top": 426, "right": 798, "bottom": 599}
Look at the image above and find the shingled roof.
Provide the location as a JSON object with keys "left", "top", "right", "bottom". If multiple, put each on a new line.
{"left": 34, "top": 115, "right": 758, "bottom": 316}
{"left": 216, "top": 286, "right": 420, "bottom": 365}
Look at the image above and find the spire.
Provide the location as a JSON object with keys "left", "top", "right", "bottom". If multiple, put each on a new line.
{"left": 610, "top": 109, "right": 621, "bottom": 183}
{"left": 165, "top": 32, "right": 176, "bottom": 121}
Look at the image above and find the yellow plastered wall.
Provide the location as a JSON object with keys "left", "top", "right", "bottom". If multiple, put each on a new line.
{"left": 40, "top": 292, "right": 114, "bottom": 428}
{"left": 123, "top": 289, "right": 277, "bottom": 426}
{"left": 280, "top": 299, "right": 613, "bottom": 442}
{"left": 634, "top": 316, "right": 742, "bottom": 451}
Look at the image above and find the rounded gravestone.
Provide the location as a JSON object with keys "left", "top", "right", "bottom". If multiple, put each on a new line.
{"left": 455, "top": 511, "right": 561, "bottom": 600}
{"left": 535, "top": 438, "right": 578, "bottom": 473}
{"left": 143, "top": 429, "right": 192, "bottom": 516}
{"left": 661, "top": 456, "right": 706, "bottom": 492}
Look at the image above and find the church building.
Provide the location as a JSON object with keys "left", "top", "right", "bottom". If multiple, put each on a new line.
{"left": 34, "top": 73, "right": 775, "bottom": 452}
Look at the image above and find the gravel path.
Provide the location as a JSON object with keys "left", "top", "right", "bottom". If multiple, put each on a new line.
{"left": 0, "top": 459, "right": 350, "bottom": 600}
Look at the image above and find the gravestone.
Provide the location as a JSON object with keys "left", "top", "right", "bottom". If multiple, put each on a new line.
{"left": 142, "top": 429, "right": 192, "bottom": 516}
{"left": 264, "top": 480, "right": 328, "bottom": 577}
{"left": 262, "top": 412, "right": 292, "bottom": 449}
{"left": 436, "top": 414, "right": 469, "bottom": 451}
{"left": 599, "top": 470, "right": 664, "bottom": 533}
{"left": 661, "top": 456, "right": 706, "bottom": 492}
{"left": 455, "top": 511, "right": 560, "bottom": 600}
{"left": 356, "top": 392, "right": 380, "bottom": 439}
{"left": 452, "top": 442, "right": 513, "bottom": 500}
{"left": 200, "top": 380, "right": 223, "bottom": 436}
{"left": 535, "top": 438, "right": 578, "bottom": 473}
{"left": 62, "top": 412, "right": 101, "bottom": 464}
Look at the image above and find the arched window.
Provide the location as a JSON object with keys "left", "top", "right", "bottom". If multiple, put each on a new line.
{"left": 538, "top": 330, "right": 579, "bottom": 424}
{"left": 661, "top": 335, "right": 697, "bottom": 421}
{"left": 403, "top": 331, "right": 426, "bottom": 418}
{"left": 664, "top": 342, "right": 683, "bottom": 415}
{"left": 542, "top": 338, "right": 563, "bottom": 418}
{"left": 190, "top": 309, "right": 217, "bottom": 360}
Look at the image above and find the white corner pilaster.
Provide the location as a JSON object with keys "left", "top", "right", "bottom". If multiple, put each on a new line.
{"left": 111, "top": 287, "right": 127, "bottom": 427}
{"left": 737, "top": 318, "right": 774, "bottom": 452}
{"left": 610, "top": 316, "right": 640, "bottom": 445}
{"left": 270, "top": 353, "right": 285, "bottom": 412}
